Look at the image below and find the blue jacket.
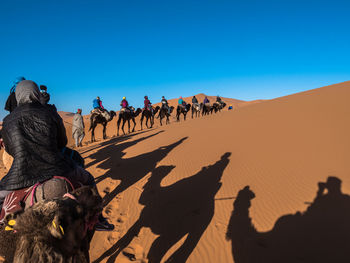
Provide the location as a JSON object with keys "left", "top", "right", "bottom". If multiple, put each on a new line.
{"left": 93, "top": 99, "right": 100, "bottom": 109}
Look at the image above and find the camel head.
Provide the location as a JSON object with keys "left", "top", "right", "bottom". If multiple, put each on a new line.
{"left": 169, "top": 106, "right": 174, "bottom": 113}
{"left": 154, "top": 106, "right": 160, "bottom": 114}
{"left": 186, "top": 103, "right": 191, "bottom": 111}
{"left": 5, "top": 186, "right": 102, "bottom": 261}
{"left": 134, "top": 108, "right": 142, "bottom": 116}
{"left": 234, "top": 186, "right": 255, "bottom": 212}
{"left": 110, "top": 110, "right": 116, "bottom": 118}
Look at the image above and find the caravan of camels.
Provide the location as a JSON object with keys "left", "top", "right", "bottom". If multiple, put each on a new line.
{"left": 89, "top": 95, "right": 228, "bottom": 142}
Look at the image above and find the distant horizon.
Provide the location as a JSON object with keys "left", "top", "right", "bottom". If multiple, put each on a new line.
{"left": 1, "top": 0, "right": 350, "bottom": 120}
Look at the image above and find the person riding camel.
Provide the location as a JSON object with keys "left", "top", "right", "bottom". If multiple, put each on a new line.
{"left": 39, "top": 85, "right": 50, "bottom": 105}
{"left": 120, "top": 97, "right": 132, "bottom": 112}
{"left": 161, "top": 96, "right": 171, "bottom": 114}
{"left": 92, "top": 96, "right": 110, "bottom": 120}
{"left": 5, "top": 76, "right": 26, "bottom": 113}
{"left": 93, "top": 96, "right": 104, "bottom": 111}
{"left": 0, "top": 81, "right": 113, "bottom": 231}
{"left": 204, "top": 96, "right": 210, "bottom": 106}
{"left": 144, "top": 96, "right": 153, "bottom": 113}
{"left": 178, "top": 96, "right": 188, "bottom": 112}
{"left": 216, "top": 95, "right": 224, "bottom": 106}
{"left": 192, "top": 95, "right": 199, "bottom": 105}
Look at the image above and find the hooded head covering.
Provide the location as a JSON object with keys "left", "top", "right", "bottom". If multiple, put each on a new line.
{"left": 10, "top": 76, "right": 26, "bottom": 93}
{"left": 15, "top": 80, "right": 41, "bottom": 105}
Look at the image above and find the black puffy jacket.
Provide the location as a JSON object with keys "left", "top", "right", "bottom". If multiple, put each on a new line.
{"left": 0, "top": 102, "right": 75, "bottom": 191}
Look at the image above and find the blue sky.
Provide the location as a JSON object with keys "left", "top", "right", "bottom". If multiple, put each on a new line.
{"left": 1, "top": 0, "right": 350, "bottom": 120}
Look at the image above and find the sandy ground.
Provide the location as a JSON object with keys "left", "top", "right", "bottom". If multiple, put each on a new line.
{"left": 1, "top": 84, "right": 350, "bottom": 262}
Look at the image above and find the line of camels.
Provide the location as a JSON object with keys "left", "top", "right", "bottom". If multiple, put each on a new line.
{"left": 89, "top": 101, "right": 227, "bottom": 142}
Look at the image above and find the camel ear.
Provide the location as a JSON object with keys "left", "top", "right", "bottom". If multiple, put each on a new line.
{"left": 49, "top": 215, "right": 65, "bottom": 239}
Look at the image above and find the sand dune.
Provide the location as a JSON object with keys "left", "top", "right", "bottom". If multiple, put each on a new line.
{"left": 80, "top": 81, "right": 350, "bottom": 262}
{"left": 1, "top": 82, "right": 350, "bottom": 262}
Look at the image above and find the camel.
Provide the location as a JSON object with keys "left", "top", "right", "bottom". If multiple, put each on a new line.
{"left": 117, "top": 107, "right": 142, "bottom": 136}
{"left": 157, "top": 106, "right": 174, "bottom": 126}
{"left": 213, "top": 102, "right": 227, "bottom": 113}
{"left": 0, "top": 186, "right": 102, "bottom": 263}
{"left": 202, "top": 103, "right": 213, "bottom": 116}
{"left": 89, "top": 110, "right": 116, "bottom": 142}
{"left": 176, "top": 104, "right": 191, "bottom": 121}
{"left": 191, "top": 103, "right": 202, "bottom": 118}
{"left": 140, "top": 106, "right": 160, "bottom": 130}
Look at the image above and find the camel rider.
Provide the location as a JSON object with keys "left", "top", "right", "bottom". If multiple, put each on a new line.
{"left": 120, "top": 97, "right": 131, "bottom": 112}
{"left": 40, "top": 85, "right": 50, "bottom": 105}
{"left": 0, "top": 80, "right": 114, "bottom": 230}
{"left": 178, "top": 96, "right": 188, "bottom": 111}
{"left": 161, "top": 96, "right": 171, "bottom": 114}
{"left": 93, "top": 96, "right": 104, "bottom": 110}
{"left": 5, "top": 76, "right": 26, "bottom": 113}
{"left": 92, "top": 96, "right": 110, "bottom": 119}
{"left": 144, "top": 96, "right": 152, "bottom": 112}
{"left": 192, "top": 96, "right": 198, "bottom": 104}
{"left": 216, "top": 95, "right": 224, "bottom": 106}
{"left": 204, "top": 96, "right": 210, "bottom": 106}
{"left": 192, "top": 95, "right": 199, "bottom": 108}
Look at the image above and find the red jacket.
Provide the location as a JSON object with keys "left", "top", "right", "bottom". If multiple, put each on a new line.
{"left": 144, "top": 99, "right": 151, "bottom": 108}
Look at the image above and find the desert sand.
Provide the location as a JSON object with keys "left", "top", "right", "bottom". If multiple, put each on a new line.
{"left": 1, "top": 82, "right": 350, "bottom": 262}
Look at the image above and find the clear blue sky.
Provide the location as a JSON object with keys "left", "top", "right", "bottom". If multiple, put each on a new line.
{"left": 1, "top": 0, "right": 350, "bottom": 120}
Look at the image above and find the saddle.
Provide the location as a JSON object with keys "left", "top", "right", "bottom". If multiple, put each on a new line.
{"left": 91, "top": 109, "right": 111, "bottom": 121}
{"left": 204, "top": 103, "right": 211, "bottom": 108}
{"left": 0, "top": 176, "right": 74, "bottom": 223}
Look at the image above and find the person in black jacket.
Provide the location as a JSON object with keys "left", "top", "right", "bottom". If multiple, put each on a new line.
{"left": 39, "top": 85, "right": 51, "bottom": 105}
{"left": 4, "top": 76, "right": 25, "bottom": 113}
{"left": 1, "top": 80, "right": 73, "bottom": 192}
{"left": 0, "top": 80, "right": 114, "bottom": 230}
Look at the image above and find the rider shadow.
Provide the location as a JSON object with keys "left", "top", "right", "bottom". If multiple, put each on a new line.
{"left": 93, "top": 152, "right": 231, "bottom": 263}
{"left": 226, "top": 177, "right": 350, "bottom": 263}
{"left": 89, "top": 135, "right": 188, "bottom": 207}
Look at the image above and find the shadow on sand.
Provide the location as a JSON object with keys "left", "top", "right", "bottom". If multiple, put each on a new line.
{"left": 226, "top": 177, "right": 350, "bottom": 263}
{"left": 80, "top": 129, "right": 155, "bottom": 156}
{"left": 93, "top": 152, "right": 231, "bottom": 263}
{"left": 87, "top": 132, "right": 188, "bottom": 207}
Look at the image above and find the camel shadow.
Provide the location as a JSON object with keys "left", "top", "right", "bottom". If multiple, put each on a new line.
{"left": 226, "top": 177, "right": 350, "bottom": 263}
{"left": 88, "top": 135, "right": 188, "bottom": 207}
{"left": 94, "top": 152, "right": 231, "bottom": 263}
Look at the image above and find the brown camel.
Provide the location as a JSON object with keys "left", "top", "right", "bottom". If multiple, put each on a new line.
{"left": 201, "top": 103, "right": 213, "bottom": 116}
{"left": 89, "top": 110, "right": 116, "bottom": 142}
{"left": 0, "top": 186, "right": 102, "bottom": 263}
{"left": 157, "top": 106, "right": 174, "bottom": 126}
{"left": 140, "top": 106, "right": 160, "bottom": 130}
{"left": 213, "top": 102, "right": 227, "bottom": 113}
{"left": 117, "top": 107, "right": 142, "bottom": 136}
{"left": 176, "top": 103, "right": 191, "bottom": 121}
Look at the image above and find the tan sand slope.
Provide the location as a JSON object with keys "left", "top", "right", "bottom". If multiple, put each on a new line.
{"left": 75, "top": 81, "right": 350, "bottom": 262}
{"left": 1, "top": 81, "right": 350, "bottom": 262}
